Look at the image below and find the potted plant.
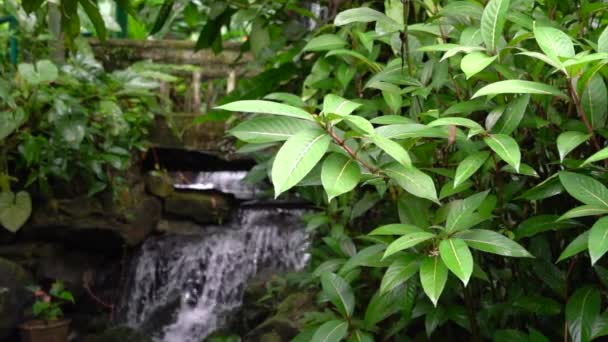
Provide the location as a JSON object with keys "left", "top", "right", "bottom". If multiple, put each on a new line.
{"left": 19, "top": 281, "right": 75, "bottom": 342}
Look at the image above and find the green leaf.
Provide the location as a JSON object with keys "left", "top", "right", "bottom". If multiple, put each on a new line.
{"left": 419, "top": 255, "right": 448, "bottom": 306}
{"left": 559, "top": 172, "right": 608, "bottom": 208}
{"left": 492, "top": 95, "right": 530, "bottom": 135}
{"left": 344, "top": 115, "right": 375, "bottom": 135}
{"left": 472, "top": 80, "right": 567, "bottom": 99}
{"left": 480, "top": 0, "right": 511, "bottom": 53}
{"left": 370, "top": 135, "right": 412, "bottom": 168}
{"left": 599, "top": 26, "right": 608, "bottom": 53}
{"left": 385, "top": 164, "right": 439, "bottom": 204}
{"left": 380, "top": 254, "right": 419, "bottom": 294}
{"left": 534, "top": 25, "right": 575, "bottom": 66}
{"left": 322, "top": 153, "right": 361, "bottom": 202}
{"left": 340, "top": 245, "right": 386, "bottom": 274}
{"left": 439, "top": 239, "right": 473, "bottom": 285}
{"left": 335, "top": 7, "right": 400, "bottom": 32}
{"left": 557, "top": 231, "right": 590, "bottom": 263}
{"left": 320, "top": 273, "right": 355, "bottom": 319}
{"left": 582, "top": 147, "right": 608, "bottom": 166}
{"left": 566, "top": 287, "right": 601, "bottom": 342}
{"left": 364, "top": 288, "right": 404, "bottom": 327}
{"left": 559, "top": 205, "right": 608, "bottom": 221}
{"left": 79, "top": 0, "right": 107, "bottom": 41}
{"left": 369, "top": 224, "right": 423, "bottom": 236}
{"left": 582, "top": 73, "right": 608, "bottom": 130}
{"left": 455, "top": 229, "right": 533, "bottom": 257}
{"left": 347, "top": 330, "right": 374, "bottom": 342}
{"left": 271, "top": 128, "right": 331, "bottom": 197}
{"left": 323, "top": 94, "right": 362, "bottom": 117}
{"left": 312, "top": 320, "right": 349, "bottom": 342}
{"left": 229, "top": 117, "right": 316, "bottom": 143}
{"left": 0, "top": 191, "right": 32, "bottom": 233}
{"left": 445, "top": 191, "right": 490, "bottom": 233}
{"left": 150, "top": 0, "right": 174, "bottom": 35}
{"left": 557, "top": 132, "right": 591, "bottom": 162}
{"left": 454, "top": 151, "right": 490, "bottom": 187}
{"left": 264, "top": 93, "right": 306, "bottom": 107}
{"left": 427, "top": 117, "right": 484, "bottom": 132}
{"left": 383, "top": 232, "right": 436, "bottom": 259}
{"left": 216, "top": 100, "right": 315, "bottom": 121}
{"left": 589, "top": 217, "right": 608, "bottom": 265}
{"left": 304, "top": 34, "right": 348, "bottom": 52}
{"left": 484, "top": 134, "right": 521, "bottom": 172}
{"left": 461, "top": 52, "right": 498, "bottom": 79}
{"left": 515, "top": 215, "right": 578, "bottom": 239}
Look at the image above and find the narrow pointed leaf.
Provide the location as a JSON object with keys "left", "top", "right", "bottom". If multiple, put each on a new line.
{"left": 534, "top": 26, "right": 575, "bottom": 70}
{"left": 559, "top": 172, "right": 608, "bottom": 208}
{"left": 322, "top": 153, "right": 361, "bottom": 202}
{"left": 312, "top": 320, "right": 349, "bottom": 342}
{"left": 557, "top": 132, "right": 590, "bottom": 162}
{"left": 566, "top": 287, "right": 601, "bottom": 342}
{"left": 599, "top": 26, "right": 608, "bottom": 53}
{"left": 492, "top": 95, "right": 530, "bottom": 135}
{"left": 484, "top": 134, "right": 521, "bottom": 172}
{"left": 420, "top": 256, "right": 448, "bottom": 306}
{"left": 229, "top": 117, "right": 316, "bottom": 143}
{"left": 581, "top": 74, "right": 608, "bottom": 129}
{"left": 582, "top": 147, "right": 608, "bottom": 166}
{"left": 385, "top": 164, "right": 439, "bottom": 203}
{"left": 272, "top": 128, "right": 331, "bottom": 196}
{"left": 454, "top": 151, "right": 490, "bottom": 187}
{"left": 369, "top": 224, "right": 423, "bottom": 236}
{"left": 455, "top": 229, "right": 533, "bottom": 257}
{"left": 380, "top": 254, "right": 419, "bottom": 294}
{"left": 461, "top": 52, "right": 497, "bottom": 79}
{"left": 558, "top": 205, "right": 608, "bottom": 221}
{"left": 480, "top": 0, "right": 511, "bottom": 53}
{"left": 216, "top": 100, "right": 315, "bottom": 121}
{"left": 472, "top": 80, "right": 566, "bottom": 99}
{"left": 323, "top": 94, "right": 362, "bottom": 117}
{"left": 383, "top": 232, "right": 436, "bottom": 259}
{"left": 304, "top": 34, "right": 348, "bottom": 52}
{"left": 558, "top": 231, "right": 590, "bottom": 263}
{"left": 439, "top": 239, "right": 474, "bottom": 285}
{"left": 371, "top": 135, "right": 412, "bottom": 167}
{"left": 589, "top": 217, "right": 608, "bottom": 265}
{"left": 321, "top": 273, "right": 355, "bottom": 318}
{"left": 427, "top": 117, "right": 484, "bottom": 132}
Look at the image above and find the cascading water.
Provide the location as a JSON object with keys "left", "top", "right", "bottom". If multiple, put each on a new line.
{"left": 118, "top": 169, "right": 310, "bottom": 342}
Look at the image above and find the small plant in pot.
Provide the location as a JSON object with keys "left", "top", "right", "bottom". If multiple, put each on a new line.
{"left": 20, "top": 281, "right": 75, "bottom": 342}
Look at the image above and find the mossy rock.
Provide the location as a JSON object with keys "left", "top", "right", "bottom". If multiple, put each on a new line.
{"left": 145, "top": 170, "right": 174, "bottom": 198}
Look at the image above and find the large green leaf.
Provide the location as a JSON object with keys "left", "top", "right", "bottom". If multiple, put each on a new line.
{"left": 589, "top": 217, "right": 608, "bottom": 265}
{"left": 321, "top": 273, "right": 355, "bottom": 318}
{"left": 322, "top": 153, "right": 361, "bottom": 202}
{"left": 454, "top": 151, "right": 490, "bottom": 187}
{"left": 445, "top": 191, "right": 490, "bottom": 233}
{"left": 558, "top": 205, "right": 608, "bottom": 221}
{"left": 427, "top": 117, "right": 484, "bottom": 132}
{"left": 515, "top": 215, "right": 578, "bottom": 239}
{"left": 79, "top": 0, "right": 107, "bottom": 41}
{"left": 271, "top": 128, "right": 331, "bottom": 196}
{"left": 304, "top": 34, "right": 348, "bottom": 52}
{"left": 557, "top": 132, "right": 591, "bottom": 162}
{"left": 0, "top": 191, "right": 32, "bottom": 233}
{"left": 380, "top": 254, "right": 419, "bottom": 294}
{"left": 371, "top": 135, "right": 411, "bottom": 167}
{"left": 461, "top": 52, "right": 497, "bottom": 79}
{"left": 369, "top": 224, "right": 423, "bottom": 236}
{"left": 334, "top": 7, "right": 401, "bottom": 32}
{"left": 534, "top": 25, "right": 575, "bottom": 67}
{"left": 582, "top": 147, "right": 608, "bottom": 166}
{"left": 557, "top": 231, "right": 590, "bottom": 263}
{"left": 229, "top": 117, "right": 315, "bottom": 143}
{"left": 484, "top": 134, "right": 521, "bottom": 172}
{"left": 323, "top": 94, "right": 362, "bottom": 117}
{"left": 312, "top": 320, "right": 349, "bottom": 342}
{"left": 472, "top": 80, "right": 566, "bottom": 99}
{"left": 364, "top": 288, "right": 405, "bottom": 327}
{"left": 581, "top": 74, "right": 608, "bottom": 129}
{"left": 439, "top": 239, "right": 473, "bottom": 285}
{"left": 492, "top": 95, "right": 530, "bottom": 135}
{"left": 480, "top": 0, "right": 511, "bottom": 53}
{"left": 559, "top": 172, "right": 608, "bottom": 208}
{"left": 420, "top": 255, "right": 448, "bottom": 306}
{"left": 566, "top": 287, "right": 601, "bottom": 342}
{"left": 216, "top": 100, "right": 315, "bottom": 121}
{"left": 599, "top": 26, "right": 608, "bottom": 53}
{"left": 385, "top": 164, "right": 439, "bottom": 203}
{"left": 383, "top": 232, "right": 436, "bottom": 259}
{"left": 455, "top": 229, "right": 533, "bottom": 257}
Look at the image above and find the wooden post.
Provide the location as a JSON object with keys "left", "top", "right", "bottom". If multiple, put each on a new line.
{"left": 192, "top": 71, "right": 201, "bottom": 114}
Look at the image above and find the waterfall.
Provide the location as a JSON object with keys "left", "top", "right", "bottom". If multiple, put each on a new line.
{"left": 119, "top": 207, "right": 309, "bottom": 342}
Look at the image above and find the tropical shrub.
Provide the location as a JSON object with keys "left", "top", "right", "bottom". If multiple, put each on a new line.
{"left": 217, "top": 0, "right": 608, "bottom": 340}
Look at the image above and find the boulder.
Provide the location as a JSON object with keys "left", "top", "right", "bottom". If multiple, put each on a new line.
{"left": 0, "top": 257, "right": 33, "bottom": 340}
{"left": 164, "top": 191, "right": 232, "bottom": 224}
{"left": 144, "top": 171, "right": 174, "bottom": 198}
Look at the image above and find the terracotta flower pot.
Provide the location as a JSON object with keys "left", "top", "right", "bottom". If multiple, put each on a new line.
{"left": 19, "top": 319, "right": 71, "bottom": 342}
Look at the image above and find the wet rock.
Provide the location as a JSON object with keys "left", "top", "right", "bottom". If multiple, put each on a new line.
{"left": 145, "top": 170, "right": 174, "bottom": 198}
{"left": 21, "top": 190, "right": 161, "bottom": 249}
{"left": 156, "top": 219, "right": 205, "bottom": 235}
{"left": 164, "top": 191, "right": 231, "bottom": 224}
{"left": 0, "top": 257, "right": 33, "bottom": 340}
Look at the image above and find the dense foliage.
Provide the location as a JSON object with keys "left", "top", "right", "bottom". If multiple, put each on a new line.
{"left": 218, "top": 0, "right": 608, "bottom": 341}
